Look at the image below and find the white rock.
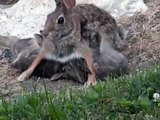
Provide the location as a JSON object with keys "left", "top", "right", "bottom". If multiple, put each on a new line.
{"left": 153, "top": 93, "right": 160, "bottom": 102}
{"left": 0, "top": 0, "right": 55, "bottom": 38}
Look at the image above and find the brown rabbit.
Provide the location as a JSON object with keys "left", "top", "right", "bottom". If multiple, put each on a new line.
{"left": 41, "top": 0, "right": 128, "bottom": 79}
{"left": 17, "top": 0, "right": 97, "bottom": 86}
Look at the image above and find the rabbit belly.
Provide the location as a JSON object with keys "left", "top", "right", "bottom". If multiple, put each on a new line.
{"left": 45, "top": 52, "right": 83, "bottom": 63}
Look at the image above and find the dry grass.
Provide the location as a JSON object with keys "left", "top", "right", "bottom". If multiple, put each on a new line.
{"left": 118, "top": 0, "right": 160, "bottom": 71}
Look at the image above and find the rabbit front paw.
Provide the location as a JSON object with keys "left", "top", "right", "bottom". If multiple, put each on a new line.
{"left": 17, "top": 71, "right": 30, "bottom": 81}
{"left": 84, "top": 74, "right": 97, "bottom": 87}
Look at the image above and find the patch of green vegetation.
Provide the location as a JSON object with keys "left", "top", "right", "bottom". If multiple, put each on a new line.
{"left": 0, "top": 65, "right": 160, "bottom": 120}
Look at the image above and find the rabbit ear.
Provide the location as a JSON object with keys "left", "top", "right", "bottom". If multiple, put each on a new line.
{"left": 55, "top": 0, "right": 63, "bottom": 8}
{"left": 63, "top": 0, "right": 76, "bottom": 10}
{"left": 55, "top": 0, "right": 75, "bottom": 10}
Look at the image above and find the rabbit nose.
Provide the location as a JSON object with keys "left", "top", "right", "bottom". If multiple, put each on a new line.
{"left": 39, "top": 30, "right": 47, "bottom": 37}
{"left": 42, "top": 31, "right": 48, "bottom": 37}
{"left": 43, "top": 33, "right": 48, "bottom": 37}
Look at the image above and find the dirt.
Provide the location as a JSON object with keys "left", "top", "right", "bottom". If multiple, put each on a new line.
{"left": 0, "top": 0, "right": 160, "bottom": 98}
{"left": 0, "top": 59, "right": 82, "bottom": 99}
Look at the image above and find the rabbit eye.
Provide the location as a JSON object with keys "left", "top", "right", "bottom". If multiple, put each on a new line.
{"left": 57, "top": 16, "right": 65, "bottom": 24}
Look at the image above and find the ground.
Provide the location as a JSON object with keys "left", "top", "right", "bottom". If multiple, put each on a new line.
{"left": 120, "top": 0, "right": 160, "bottom": 71}
{"left": 0, "top": 0, "right": 160, "bottom": 98}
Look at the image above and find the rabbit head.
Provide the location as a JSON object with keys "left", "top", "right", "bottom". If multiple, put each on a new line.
{"left": 43, "top": 0, "right": 80, "bottom": 43}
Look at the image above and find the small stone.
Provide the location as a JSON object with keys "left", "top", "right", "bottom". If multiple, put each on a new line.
{"left": 153, "top": 93, "right": 160, "bottom": 102}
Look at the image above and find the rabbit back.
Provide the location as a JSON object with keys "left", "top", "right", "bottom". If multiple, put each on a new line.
{"left": 74, "top": 3, "right": 128, "bottom": 51}
{"left": 74, "top": 4, "right": 117, "bottom": 32}
{"left": 72, "top": 4, "right": 118, "bottom": 51}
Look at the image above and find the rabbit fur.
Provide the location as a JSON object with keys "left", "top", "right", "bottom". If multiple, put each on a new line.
{"left": 11, "top": 0, "right": 128, "bottom": 85}
{"left": 41, "top": 0, "right": 129, "bottom": 80}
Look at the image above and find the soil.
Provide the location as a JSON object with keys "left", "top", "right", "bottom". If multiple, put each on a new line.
{"left": 0, "top": 54, "right": 82, "bottom": 99}
{"left": 0, "top": 0, "right": 160, "bottom": 98}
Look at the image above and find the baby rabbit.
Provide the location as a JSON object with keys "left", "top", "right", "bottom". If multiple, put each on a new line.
{"left": 9, "top": 34, "right": 43, "bottom": 71}
{"left": 0, "top": 34, "right": 44, "bottom": 72}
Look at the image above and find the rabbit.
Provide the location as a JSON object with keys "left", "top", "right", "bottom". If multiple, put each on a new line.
{"left": 17, "top": 0, "right": 97, "bottom": 86}
{"left": 9, "top": 34, "right": 43, "bottom": 71}
{"left": 0, "top": 34, "right": 45, "bottom": 72}
{"left": 41, "top": 0, "right": 129, "bottom": 78}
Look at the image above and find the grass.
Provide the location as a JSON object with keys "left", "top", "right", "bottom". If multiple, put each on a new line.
{"left": 0, "top": 65, "right": 160, "bottom": 120}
